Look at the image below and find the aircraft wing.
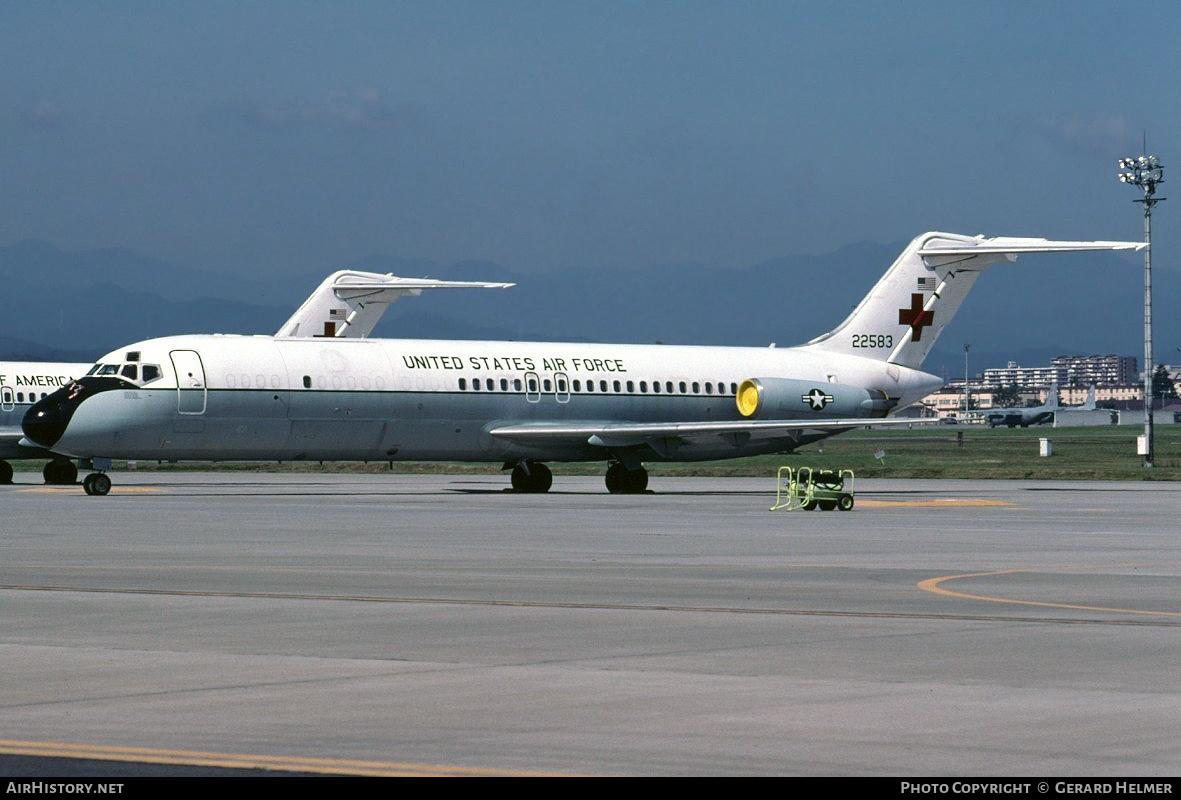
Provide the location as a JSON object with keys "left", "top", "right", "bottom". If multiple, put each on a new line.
{"left": 489, "top": 416, "right": 925, "bottom": 449}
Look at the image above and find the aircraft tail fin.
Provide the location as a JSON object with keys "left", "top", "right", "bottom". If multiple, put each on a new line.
{"left": 1082, "top": 384, "right": 1097, "bottom": 411}
{"left": 276, "top": 270, "right": 514, "bottom": 339}
{"left": 801, "top": 233, "right": 1145, "bottom": 370}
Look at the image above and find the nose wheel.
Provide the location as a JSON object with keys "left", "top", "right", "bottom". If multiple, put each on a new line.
{"left": 82, "top": 473, "right": 112, "bottom": 496}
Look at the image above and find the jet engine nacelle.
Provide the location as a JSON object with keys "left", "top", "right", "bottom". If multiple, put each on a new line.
{"left": 735, "top": 377, "right": 896, "bottom": 419}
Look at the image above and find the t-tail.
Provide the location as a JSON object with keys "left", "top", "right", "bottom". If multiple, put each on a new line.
{"left": 802, "top": 232, "right": 1145, "bottom": 370}
{"left": 276, "top": 270, "right": 514, "bottom": 339}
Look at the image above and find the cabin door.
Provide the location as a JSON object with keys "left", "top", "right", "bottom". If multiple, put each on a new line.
{"left": 170, "top": 350, "right": 208, "bottom": 415}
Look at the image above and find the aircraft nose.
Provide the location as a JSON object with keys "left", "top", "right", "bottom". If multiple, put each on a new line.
{"left": 23, "top": 390, "right": 77, "bottom": 449}
{"left": 22, "top": 378, "right": 112, "bottom": 449}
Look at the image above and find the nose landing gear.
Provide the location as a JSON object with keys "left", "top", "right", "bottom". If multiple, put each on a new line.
{"left": 82, "top": 473, "right": 112, "bottom": 496}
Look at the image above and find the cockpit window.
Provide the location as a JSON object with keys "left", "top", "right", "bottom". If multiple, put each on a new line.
{"left": 120, "top": 364, "right": 139, "bottom": 381}
{"left": 97, "top": 364, "right": 119, "bottom": 376}
{"left": 142, "top": 365, "right": 161, "bottom": 383}
{"left": 86, "top": 364, "right": 102, "bottom": 376}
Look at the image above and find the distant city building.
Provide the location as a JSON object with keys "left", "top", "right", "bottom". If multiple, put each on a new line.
{"left": 1050, "top": 355, "right": 1138, "bottom": 386}
{"left": 981, "top": 363, "right": 1067, "bottom": 389}
{"left": 979, "top": 355, "right": 1138, "bottom": 388}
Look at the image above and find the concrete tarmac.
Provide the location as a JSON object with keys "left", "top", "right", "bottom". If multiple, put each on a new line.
{"left": 1, "top": 471, "right": 1179, "bottom": 776}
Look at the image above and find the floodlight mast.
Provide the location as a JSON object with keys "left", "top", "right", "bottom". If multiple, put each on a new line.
{"left": 1116, "top": 154, "right": 1165, "bottom": 467}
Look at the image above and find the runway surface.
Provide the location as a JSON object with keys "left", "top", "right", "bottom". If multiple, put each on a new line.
{"left": 1, "top": 471, "right": 1179, "bottom": 776}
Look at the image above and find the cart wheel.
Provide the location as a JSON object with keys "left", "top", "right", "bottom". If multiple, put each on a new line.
{"left": 818, "top": 500, "right": 836, "bottom": 511}
{"left": 801, "top": 499, "right": 818, "bottom": 511}
{"left": 837, "top": 494, "right": 854, "bottom": 511}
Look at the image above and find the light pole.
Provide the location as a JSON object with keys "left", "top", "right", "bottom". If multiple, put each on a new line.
{"left": 963, "top": 343, "right": 970, "bottom": 417}
{"left": 1117, "top": 153, "right": 1164, "bottom": 467}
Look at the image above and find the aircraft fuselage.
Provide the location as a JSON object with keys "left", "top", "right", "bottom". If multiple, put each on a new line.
{"left": 26, "top": 334, "right": 940, "bottom": 464}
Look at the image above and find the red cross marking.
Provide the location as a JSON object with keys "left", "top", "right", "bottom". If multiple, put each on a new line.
{"left": 898, "top": 293, "right": 934, "bottom": 342}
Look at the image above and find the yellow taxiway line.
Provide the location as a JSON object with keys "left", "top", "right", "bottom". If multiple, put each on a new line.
{"left": 919, "top": 566, "right": 1181, "bottom": 618}
{"left": 0, "top": 738, "right": 567, "bottom": 777}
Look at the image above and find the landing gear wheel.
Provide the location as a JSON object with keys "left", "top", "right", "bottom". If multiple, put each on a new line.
{"left": 43, "top": 460, "right": 78, "bottom": 485}
{"left": 82, "top": 473, "right": 112, "bottom": 496}
{"left": 510, "top": 462, "right": 552, "bottom": 493}
{"left": 837, "top": 493, "right": 854, "bottom": 511}
{"left": 605, "top": 463, "right": 648, "bottom": 494}
{"left": 0, "top": 460, "right": 12, "bottom": 485}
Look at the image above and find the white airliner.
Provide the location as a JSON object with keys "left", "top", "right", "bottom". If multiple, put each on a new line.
{"left": 22, "top": 232, "right": 1144, "bottom": 495}
{"left": 1, "top": 360, "right": 91, "bottom": 483}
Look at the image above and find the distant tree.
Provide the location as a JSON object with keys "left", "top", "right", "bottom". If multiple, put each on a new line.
{"left": 993, "top": 384, "right": 1022, "bottom": 408}
{"left": 1153, "top": 365, "right": 1179, "bottom": 401}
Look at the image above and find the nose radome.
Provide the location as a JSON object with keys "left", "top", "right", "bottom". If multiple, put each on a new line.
{"left": 22, "top": 394, "right": 73, "bottom": 449}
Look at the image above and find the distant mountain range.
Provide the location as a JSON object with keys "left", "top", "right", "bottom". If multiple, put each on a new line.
{"left": 2, "top": 238, "right": 1174, "bottom": 381}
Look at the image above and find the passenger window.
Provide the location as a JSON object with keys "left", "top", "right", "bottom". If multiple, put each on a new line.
{"left": 473, "top": 378, "right": 481, "bottom": 390}
{"left": 303, "top": 375, "right": 312, "bottom": 388}
{"left": 500, "top": 379, "right": 508, "bottom": 391}
{"left": 458, "top": 378, "right": 467, "bottom": 390}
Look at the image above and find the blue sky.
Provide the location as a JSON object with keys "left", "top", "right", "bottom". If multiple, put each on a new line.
{"left": 2, "top": 1, "right": 1177, "bottom": 276}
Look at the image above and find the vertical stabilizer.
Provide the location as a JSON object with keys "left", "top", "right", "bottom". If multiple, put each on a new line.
{"left": 801, "top": 233, "right": 1145, "bottom": 369}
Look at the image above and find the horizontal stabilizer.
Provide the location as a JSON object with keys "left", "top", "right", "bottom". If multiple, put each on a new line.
{"left": 804, "top": 232, "right": 1145, "bottom": 370}
{"left": 277, "top": 270, "right": 514, "bottom": 339}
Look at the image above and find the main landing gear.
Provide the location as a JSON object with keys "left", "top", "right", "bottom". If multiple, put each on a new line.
{"left": 510, "top": 461, "right": 553, "bottom": 493}
{"left": 43, "top": 459, "right": 78, "bottom": 485}
{"left": 507, "top": 460, "right": 650, "bottom": 494}
{"left": 0, "top": 459, "right": 78, "bottom": 485}
{"left": 605, "top": 462, "right": 648, "bottom": 494}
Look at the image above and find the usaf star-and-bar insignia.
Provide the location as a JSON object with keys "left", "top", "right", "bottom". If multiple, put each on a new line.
{"left": 802, "top": 388, "right": 834, "bottom": 411}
